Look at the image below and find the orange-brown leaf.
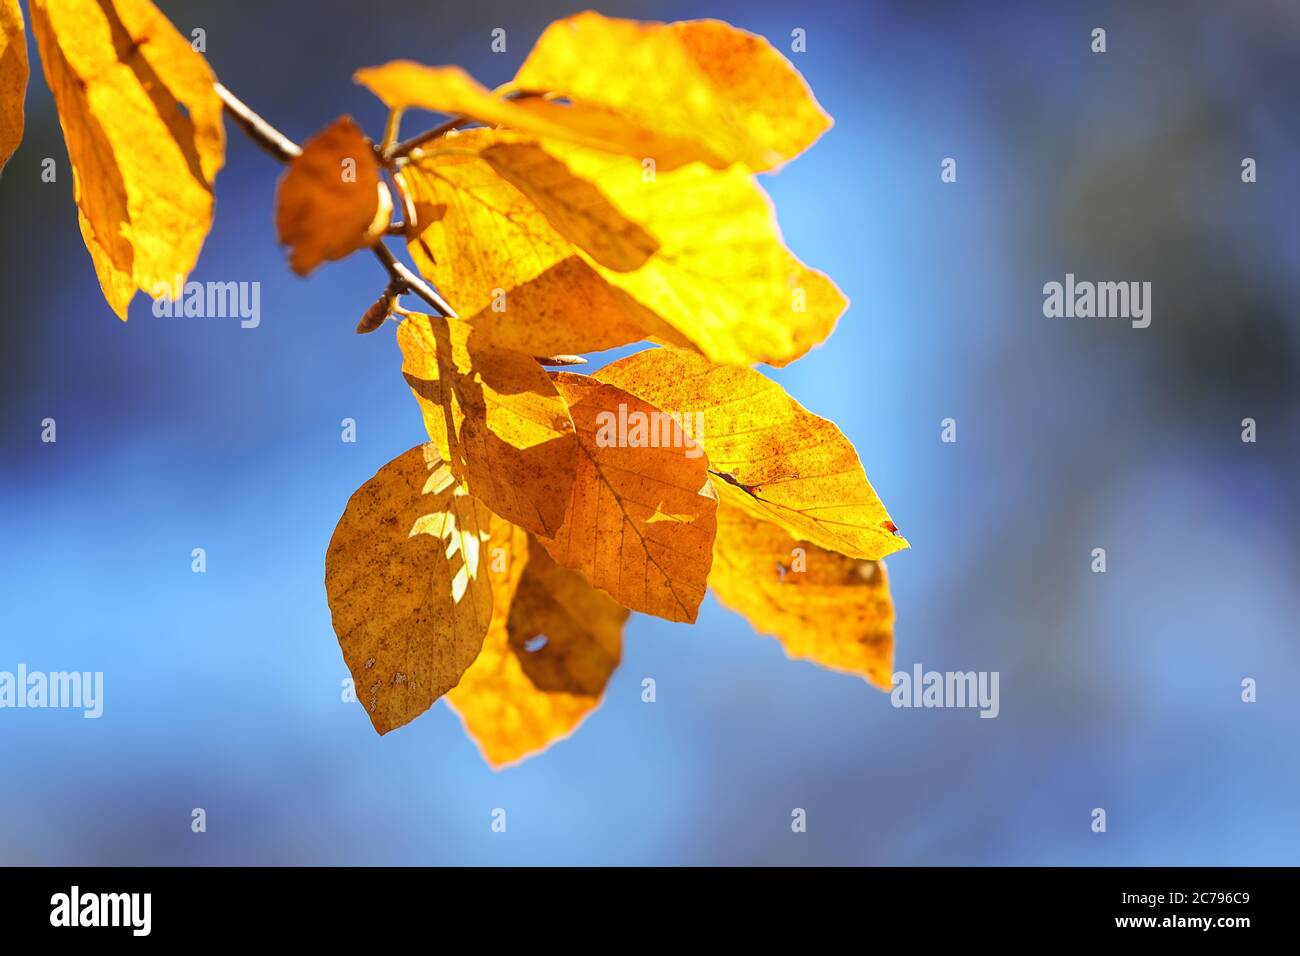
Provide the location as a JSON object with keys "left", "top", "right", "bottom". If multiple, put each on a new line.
{"left": 0, "top": 0, "right": 27, "bottom": 170}
{"left": 275, "top": 116, "right": 390, "bottom": 275}
{"left": 325, "top": 444, "right": 494, "bottom": 735}
{"left": 596, "top": 348, "right": 906, "bottom": 561}
{"left": 541, "top": 373, "right": 717, "bottom": 623}
{"left": 396, "top": 311, "right": 578, "bottom": 538}
{"left": 30, "top": 0, "right": 224, "bottom": 319}
{"left": 447, "top": 529, "right": 626, "bottom": 768}
{"left": 710, "top": 501, "right": 895, "bottom": 689}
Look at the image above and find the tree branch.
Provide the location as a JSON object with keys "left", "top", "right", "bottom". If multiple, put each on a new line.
{"left": 215, "top": 82, "right": 456, "bottom": 319}
{"left": 215, "top": 83, "right": 301, "bottom": 161}
{"left": 372, "top": 243, "right": 458, "bottom": 318}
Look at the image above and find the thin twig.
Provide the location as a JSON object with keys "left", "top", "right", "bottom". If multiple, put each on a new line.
{"left": 385, "top": 90, "right": 547, "bottom": 162}
{"left": 215, "top": 82, "right": 456, "bottom": 319}
{"left": 372, "top": 243, "right": 458, "bottom": 318}
{"left": 387, "top": 114, "right": 470, "bottom": 162}
{"left": 215, "top": 83, "right": 301, "bottom": 161}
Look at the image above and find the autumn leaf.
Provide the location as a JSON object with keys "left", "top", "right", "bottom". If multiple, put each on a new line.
{"left": 478, "top": 138, "right": 659, "bottom": 272}
{"left": 0, "top": 0, "right": 26, "bottom": 171}
{"left": 596, "top": 348, "right": 906, "bottom": 561}
{"left": 30, "top": 0, "right": 224, "bottom": 319}
{"left": 356, "top": 62, "right": 573, "bottom": 140}
{"left": 447, "top": 525, "right": 626, "bottom": 768}
{"left": 402, "top": 129, "right": 841, "bottom": 366}
{"left": 355, "top": 59, "right": 719, "bottom": 170}
{"left": 13, "top": 2, "right": 912, "bottom": 759}
{"left": 514, "top": 13, "right": 831, "bottom": 172}
{"left": 275, "top": 116, "right": 391, "bottom": 276}
{"left": 325, "top": 444, "right": 494, "bottom": 735}
{"left": 540, "top": 372, "right": 717, "bottom": 623}
{"left": 536, "top": 140, "right": 846, "bottom": 367}
{"left": 399, "top": 130, "right": 680, "bottom": 356}
{"left": 396, "top": 311, "right": 578, "bottom": 538}
{"left": 710, "top": 501, "right": 895, "bottom": 690}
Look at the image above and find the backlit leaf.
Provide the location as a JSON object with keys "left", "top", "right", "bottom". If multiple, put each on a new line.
{"left": 478, "top": 138, "right": 658, "bottom": 272}
{"left": 400, "top": 129, "right": 678, "bottom": 356}
{"left": 325, "top": 444, "right": 493, "bottom": 736}
{"left": 539, "top": 140, "right": 846, "bottom": 367}
{"left": 0, "top": 0, "right": 27, "bottom": 170}
{"left": 396, "top": 311, "right": 578, "bottom": 538}
{"left": 515, "top": 13, "right": 830, "bottom": 172}
{"left": 30, "top": 0, "right": 224, "bottom": 319}
{"left": 275, "top": 116, "right": 390, "bottom": 276}
{"left": 541, "top": 372, "right": 717, "bottom": 623}
{"left": 710, "top": 501, "right": 894, "bottom": 689}
{"left": 355, "top": 62, "right": 569, "bottom": 137}
{"left": 596, "top": 348, "right": 907, "bottom": 561}
{"left": 447, "top": 527, "right": 626, "bottom": 768}
{"left": 355, "top": 59, "right": 718, "bottom": 170}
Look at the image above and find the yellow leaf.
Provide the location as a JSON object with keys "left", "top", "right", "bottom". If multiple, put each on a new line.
{"left": 596, "top": 348, "right": 907, "bottom": 561}
{"left": 400, "top": 129, "right": 678, "bottom": 356}
{"left": 710, "top": 501, "right": 894, "bottom": 690}
{"left": 30, "top": 0, "right": 224, "bottom": 319}
{"left": 478, "top": 139, "right": 658, "bottom": 272}
{"left": 325, "top": 444, "right": 494, "bottom": 736}
{"left": 396, "top": 311, "right": 578, "bottom": 538}
{"left": 356, "top": 62, "right": 562, "bottom": 136}
{"left": 541, "top": 372, "right": 717, "bottom": 623}
{"left": 514, "top": 13, "right": 830, "bottom": 172}
{"left": 275, "top": 116, "right": 390, "bottom": 276}
{"left": 539, "top": 140, "right": 845, "bottom": 367}
{"left": 447, "top": 528, "right": 626, "bottom": 768}
{"left": 0, "top": 0, "right": 27, "bottom": 170}
{"left": 355, "top": 59, "right": 719, "bottom": 170}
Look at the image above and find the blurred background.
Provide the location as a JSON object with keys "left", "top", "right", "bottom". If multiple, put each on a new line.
{"left": 1, "top": 0, "right": 1297, "bottom": 865}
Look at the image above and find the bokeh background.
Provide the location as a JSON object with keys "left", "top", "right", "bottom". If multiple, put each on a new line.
{"left": 1, "top": 0, "right": 1297, "bottom": 865}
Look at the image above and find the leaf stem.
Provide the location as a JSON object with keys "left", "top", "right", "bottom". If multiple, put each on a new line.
{"left": 385, "top": 91, "right": 547, "bottom": 162}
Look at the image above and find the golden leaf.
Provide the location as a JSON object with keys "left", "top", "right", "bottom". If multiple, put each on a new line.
{"left": 478, "top": 139, "right": 658, "bottom": 272}
{"left": 596, "top": 348, "right": 907, "bottom": 561}
{"left": 355, "top": 59, "right": 718, "bottom": 170}
{"left": 710, "top": 501, "right": 894, "bottom": 689}
{"left": 400, "top": 129, "right": 677, "bottom": 356}
{"left": 325, "top": 444, "right": 494, "bottom": 735}
{"left": 515, "top": 13, "right": 830, "bottom": 172}
{"left": 540, "top": 372, "right": 717, "bottom": 623}
{"left": 30, "top": 0, "right": 224, "bottom": 319}
{"left": 275, "top": 116, "right": 390, "bottom": 276}
{"left": 447, "top": 527, "right": 626, "bottom": 768}
{"left": 396, "top": 311, "right": 578, "bottom": 538}
{"left": 0, "top": 0, "right": 27, "bottom": 170}
{"left": 356, "top": 62, "right": 567, "bottom": 136}
{"left": 538, "top": 140, "right": 845, "bottom": 367}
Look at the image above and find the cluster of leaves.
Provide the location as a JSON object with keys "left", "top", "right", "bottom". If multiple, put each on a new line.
{"left": 1, "top": 2, "right": 907, "bottom": 767}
